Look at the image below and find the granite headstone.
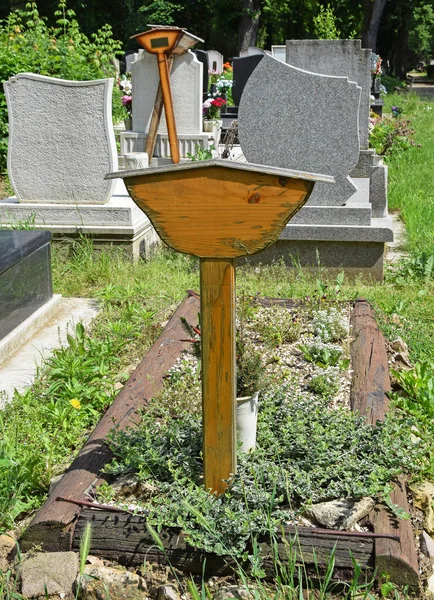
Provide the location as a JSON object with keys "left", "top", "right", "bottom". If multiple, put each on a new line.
{"left": 238, "top": 55, "right": 361, "bottom": 206}
{"left": 271, "top": 45, "right": 286, "bottom": 62}
{"left": 239, "top": 47, "right": 266, "bottom": 57}
{"left": 285, "top": 40, "right": 371, "bottom": 149}
{"left": 5, "top": 74, "right": 117, "bottom": 204}
{"left": 0, "top": 230, "right": 52, "bottom": 340}
{"left": 193, "top": 49, "right": 209, "bottom": 95}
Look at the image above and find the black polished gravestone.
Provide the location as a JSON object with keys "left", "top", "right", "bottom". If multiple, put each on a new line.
{"left": 193, "top": 49, "right": 210, "bottom": 98}
{"left": 0, "top": 231, "right": 53, "bottom": 340}
{"left": 232, "top": 54, "right": 264, "bottom": 106}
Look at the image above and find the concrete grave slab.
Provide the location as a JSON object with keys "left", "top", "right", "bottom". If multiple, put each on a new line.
{"left": 5, "top": 74, "right": 117, "bottom": 204}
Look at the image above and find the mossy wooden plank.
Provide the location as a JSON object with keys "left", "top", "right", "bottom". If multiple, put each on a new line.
{"left": 350, "top": 299, "right": 420, "bottom": 592}
{"left": 73, "top": 510, "right": 373, "bottom": 573}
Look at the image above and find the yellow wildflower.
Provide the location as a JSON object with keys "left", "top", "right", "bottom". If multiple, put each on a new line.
{"left": 70, "top": 399, "right": 81, "bottom": 410}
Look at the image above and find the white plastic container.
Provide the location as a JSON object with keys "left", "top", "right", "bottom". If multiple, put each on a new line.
{"left": 236, "top": 391, "right": 259, "bottom": 453}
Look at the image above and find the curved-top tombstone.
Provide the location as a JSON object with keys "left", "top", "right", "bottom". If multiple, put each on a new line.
{"left": 5, "top": 74, "right": 117, "bottom": 204}
{"left": 238, "top": 55, "right": 361, "bottom": 206}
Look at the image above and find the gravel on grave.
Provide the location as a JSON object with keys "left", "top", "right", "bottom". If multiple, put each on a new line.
{"left": 160, "top": 301, "right": 353, "bottom": 413}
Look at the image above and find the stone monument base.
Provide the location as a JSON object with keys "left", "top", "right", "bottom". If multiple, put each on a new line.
{"left": 0, "top": 180, "right": 160, "bottom": 260}
{"left": 120, "top": 130, "right": 220, "bottom": 160}
{"left": 239, "top": 220, "right": 393, "bottom": 281}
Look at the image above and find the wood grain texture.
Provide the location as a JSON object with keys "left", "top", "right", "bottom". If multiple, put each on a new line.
{"left": 124, "top": 166, "right": 313, "bottom": 258}
{"left": 73, "top": 510, "right": 373, "bottom": 573}
{"left": 157, "top": 52, "right": 180, "bottom": 164}
{"left": 144, "top": 56, "right": 174, "bottom": 160}
{"left": 21, "top": 295, "right": 200, "bottom": 552}
{"left": 372, "top": 478, "right": 420, "bottom": 591}
{"left": 350, "top": 299, "right": 419, "bottom": 591}
{"left": 350, "top": 298, "right": 390, "bottom": 424}
{"left": 200, "top": 259, "right": 236, "bottom": 494}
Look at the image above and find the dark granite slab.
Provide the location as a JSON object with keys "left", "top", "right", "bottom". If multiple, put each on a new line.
{"left": 0, "top": 230, "right": 53, "bottom": 340}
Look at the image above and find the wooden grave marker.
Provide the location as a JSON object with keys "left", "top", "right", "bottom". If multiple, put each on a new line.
{"left": 107, "top": 159, "right": 333, "bottom": 494}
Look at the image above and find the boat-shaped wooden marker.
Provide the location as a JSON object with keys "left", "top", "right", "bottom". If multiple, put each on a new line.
{"left": 107, "top": 160, "right": 334, "bottom": 494}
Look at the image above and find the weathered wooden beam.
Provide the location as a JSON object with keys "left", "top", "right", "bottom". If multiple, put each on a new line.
{"left": 21, "top": 294, "right": 200, "bottom": 552}
{"left": 350, "top": 298, "right": 419, "bottom": 592}
{"left": 350, "top": 298, "right": 390, "bottom": 424}
{"left": 72, "top": 509, "right": 373, "bottom": 573}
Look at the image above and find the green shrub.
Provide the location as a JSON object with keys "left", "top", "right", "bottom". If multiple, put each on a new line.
{"left": 0, "top": 0, "right": 123, "bottom": 172}
{"left": 369, "top": 116, "right": 418, "bottom": 157}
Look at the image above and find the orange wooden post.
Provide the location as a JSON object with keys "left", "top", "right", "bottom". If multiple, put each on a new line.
{"left": 200, "top": 258, "right": 236, "bottom": 494}
{"left": 107, "top": 160, "right": 334, "bottom": 494}
{"left": 135, "top": 27, "right": 203, "bottom": 162}
{"left": 131, "top": 28, "right": 183, "bottom": 164}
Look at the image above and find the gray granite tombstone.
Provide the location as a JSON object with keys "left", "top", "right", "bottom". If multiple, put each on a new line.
{"left": 5, "top": 73, "right": 117, "bottom": 204}
{"left": 232, "top": 55, "right": 264, "bottom": 106}
{"left": 238, "top": 55, "right": 361, "bottom": 206}
{"left": 125, "top": 50, "right": 137, "bottom": 73}
{"left": 0, "top": 231, "right": 52, "bottom": 340}
{"left": 285, "top": 40, "right": 371, "bottom": 149}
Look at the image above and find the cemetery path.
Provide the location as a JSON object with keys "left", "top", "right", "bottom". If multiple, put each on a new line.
{"left": 385, "top": 210, "right": 408, "bottom": 266}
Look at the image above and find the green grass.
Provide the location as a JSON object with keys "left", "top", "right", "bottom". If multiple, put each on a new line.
{"left": 383, "top": 92, "right": 434, "bottom": 254}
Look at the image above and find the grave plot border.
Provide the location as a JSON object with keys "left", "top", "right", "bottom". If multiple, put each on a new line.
{"left": 20, "top": 296, "right": 419, "bottom": 590}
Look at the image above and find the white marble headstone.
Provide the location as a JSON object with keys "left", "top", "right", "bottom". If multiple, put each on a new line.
{"left": 207, "top": 50, "right": 224, "bottom": 74}
{"left": 238, "top": 55, "right": 361, "bottom": 206}
{"left": 271, "top": 46, "right": 286, "bottom": 62}
{"left": 131, "top": 50, "right": 203, "bottom": 135}
{"left": 5, "top": 74, "right": 117, "bottom": 205}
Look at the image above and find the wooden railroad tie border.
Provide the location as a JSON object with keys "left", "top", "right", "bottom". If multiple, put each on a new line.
{"left": 350, "top": 298, "right": 419, "bottom": 592}
{"left": 20, "top": 295, "right": 420, "bottom": 590}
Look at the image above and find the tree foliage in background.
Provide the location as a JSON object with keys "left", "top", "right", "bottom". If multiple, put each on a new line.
{"left": 313, "top": 4, "right": 341, "bottom": 39}
{"left": 0, "top": 0, "right": 123, "bottom": 172}
{"left": 409, "top": 3, "right": 434, "bottom": 62}
{"left": 1, "top": 0, "right": 433, "bottom": 92}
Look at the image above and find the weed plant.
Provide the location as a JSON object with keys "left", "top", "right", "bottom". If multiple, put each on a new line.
{"left": 105, "top": 382, "right": 426, "bottom": 561}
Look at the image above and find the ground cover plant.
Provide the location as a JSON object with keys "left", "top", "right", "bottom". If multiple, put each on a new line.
{"left": 101, "top": 300, "right": 428, "bottom": 565}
